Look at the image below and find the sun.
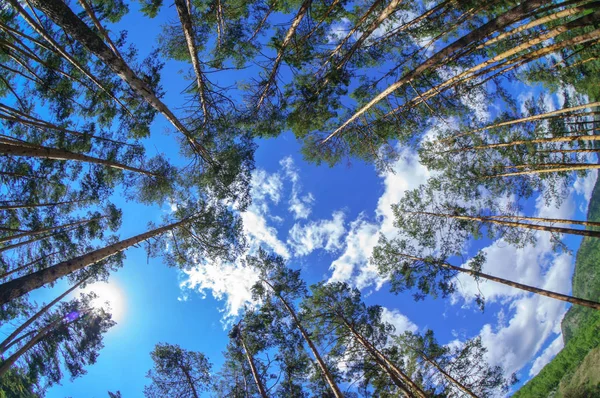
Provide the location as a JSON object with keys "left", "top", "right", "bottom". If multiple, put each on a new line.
{"left": 81, "top": 281, "right": 125, "bottom": 322}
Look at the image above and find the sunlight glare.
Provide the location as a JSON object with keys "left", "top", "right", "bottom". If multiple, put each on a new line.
{"left": 82, "top": 281, "right": 125, "bottom": 322}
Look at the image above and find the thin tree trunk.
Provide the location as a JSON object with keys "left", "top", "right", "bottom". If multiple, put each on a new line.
{"left": 447, "top": 131, "right": 600, "bottom": 152}
{"left": 408, "top": 210, "right": 600, "bottom": 238}
{"left": 174, "top": 0, "right": 209, "bottom": 125}
{"left": 26, "top": 0, "right": 212, "bottom": 162}
{"left": 0, "top": 217, "right": 103, "bottom": 244}
{"left": 0, "top": 199, "right": 84, "bottom": 211}
{"left": 0, "top": 251, "right": 60, "bottom": 281}
{"left": 0, "top": 141, "right": 157, "bottom": 176}
{"left": 7, "top": 0, "right": 133, "bottom": 118}
{"left": 257, "top": 0, "right": 312, "bottom": 108}
{"left": 238, "top": 331, "right": 269, "bottom": 398}
{"left": 445, "top": 102, "right": 600, "bottom": 143}
{"left": 0, "top": 217, "right": 191, "bottom": 305}
{"left": 0, "top": 275, "right": 88, "bottom": 354}
{"left": 338, "top": 316, "right": 426, "bottom": 398}
{"left": 399, "top": 253, "right": 600, "bottom": 310}
{"left": 420, "top": 354, "right": 478, "bottom": 398}
{"left": 486, "top": 163, "right": 600, "bottom": 177}
{"left": 0, "top": 224, "right": 86, "bottom": 255}
{"left": 335, "top": 0, "right": 403, "bottom": 71}
{"left": 323, "top": 0, "right": 547, "bottom": 142}
{"left": 262, "top": 280, "right": 343, "bottom": 398}
{"left": 181, "top": 365, "right": 201, "bottom": 398}
{"left": 482, "top": 2, "right": 597, "bottom": 47}
{"left": 0, "top": 316, "right": 61, "bottom": 377}
{"left": 486, "top": 214, "right": 600, "bottom": 228}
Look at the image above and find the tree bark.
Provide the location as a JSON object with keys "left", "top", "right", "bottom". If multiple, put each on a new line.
{"left": 0, "top": 218, "right": 191, "bottom": 305}
{"left": 0, "top": 199, "right": 84, "bottom": 211}
{"left": 486, "top": 163, "right": 600, "bottom": 178}
{"left": 262, "top": 281, "right": 343, "bottom": 398}
{"left": 0, "top": 217, "right": 103, "bottom": 244}
{"left": 0, "top": 251, "right": 60, "bottom": 281}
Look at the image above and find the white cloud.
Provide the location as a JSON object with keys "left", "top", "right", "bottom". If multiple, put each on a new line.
{"left": 241, "top": 209, "right": 290, "bottom": 258}
{"left": 328, "top": 148, "right": 431, "bottom": 289}
{"left": 181, "top": 259, "right": 260, "bottom": 321}
{"left": 280, "top": 156, "right": 314, "bottom": 219}
{"left": 528, "top": 334, "right": 564, "bottom": 378}
{"left": 478, "top": 253, "right": 572, "bottom": 378}
{"left": 381, "top": 307, "right": 418, "bottom": 335}
{"left": 287, "top": 211, "right": 346, "bottom": 256}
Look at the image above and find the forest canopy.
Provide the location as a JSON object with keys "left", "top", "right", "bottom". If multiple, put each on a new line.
{"left": 0, "top": 0, "right": 599, "bottom": 396}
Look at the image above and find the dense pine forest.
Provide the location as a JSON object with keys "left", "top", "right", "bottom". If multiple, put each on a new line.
{"left": 0, "top": 0, "right": 599, "bottom": 396}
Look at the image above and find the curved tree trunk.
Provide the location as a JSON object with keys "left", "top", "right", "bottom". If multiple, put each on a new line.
{"left": 0, "top": 218, "right": 191, "bottom": 305}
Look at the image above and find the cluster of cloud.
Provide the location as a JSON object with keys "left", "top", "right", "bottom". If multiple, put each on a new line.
{"left": 180, "top": 143, "right": 597, "bottom": 385}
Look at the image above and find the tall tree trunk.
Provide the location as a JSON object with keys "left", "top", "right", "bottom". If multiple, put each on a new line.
{"left": 408, "top": 210, "right": 600, "bottom": 238}
{"left": 0, "top": 224, "right": 87, "bottom": 255}
{"left": 0, "top": 141, "right": 157, "bottom": 176}
{"left": 238, "top": 331, "right": 269, "bottom": 398}
{"left": 265, "top": 284, "right": 343, "bottom": 398}
{"left": 257, "top": 0, "right": 312, "bottom": 108}
{"left": 399, "top": 253, "right": 600, "bottom": 310}
{"left": 446, "top": 102, "right": 600, "bottom": 143}
{"left": 181, "top": 364, "right": 201, "bottom": 398}
{"left": 448, "top": 131, "right": 600, "bottom": 152}
{"left": 174, "top": 0, "right": 209, "bottom": 125}
{"left": 486, "top": 163, "right": 600, "bottom": 178}
{"left": 336, "top": 315, "right": 427, "bottom": 398}
{"left": 0, "top": 218, "right": 191, "bottom": 305}
{"left": 323, "top": 0, "right": 548, "bottom": 142}
{"left": 419, "top": 354, "right": 478, "bottom": 398}
{"left": 26, "top": 0, "right": 212, "bottom": 162}
{"left": 487, "top": 214, "right": 600, "bottom": 227}
{"left": 0, "top": 275, "right": 88, "bottom": 354}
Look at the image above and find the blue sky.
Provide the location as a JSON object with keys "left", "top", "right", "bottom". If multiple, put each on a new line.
{"left": 2, "top": 1, "right": 598, "bottom": 396}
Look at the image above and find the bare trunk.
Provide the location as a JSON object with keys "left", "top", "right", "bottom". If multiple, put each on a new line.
{"left": 238, "top": 332, "right": 269, "bottom": 398}
{"left": 0, "top": 217, "right": 103, "bottom": 244}
{"left": 449, "top": 131, "right": 600, "bottom": 151}
{"left": 486, "top": 163, "right": 600, "bottom": 177}
{"left": 0, "top": 199, "right": 84, "bottom": 211}
{"left": 257, "top": 0, "right": 312, "bottom": 108}
{"left": 0, "top": 251, "right": 60, "bottom": 281}
{"left": 409, "top": 210, "right": 600, "bottom": 238}
{"left": 174, "top": 0, "right": 209, "bottom": 124}
{"left": 0, "top": 218, "right": 190, "bottom": 305}
{"left": 421, "top": 355, "right": 478, "bottom": 398}
{"left": 0, "top": 141, "right": 157, "bottom": 176}
{"left": 400, "top": 253, "right": 600, "bottom": 310}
